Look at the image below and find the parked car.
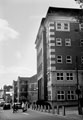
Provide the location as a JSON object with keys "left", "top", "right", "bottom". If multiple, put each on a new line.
{"left": 0, "top": 101, "right": 5, "bottom": 107}
{"left": 3, "top": 103, "right": 11, "bottom": 110}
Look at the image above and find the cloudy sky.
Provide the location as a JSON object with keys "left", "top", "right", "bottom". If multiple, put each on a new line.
{"left": 0, "top": 0, "right": 79, "bottom": 88}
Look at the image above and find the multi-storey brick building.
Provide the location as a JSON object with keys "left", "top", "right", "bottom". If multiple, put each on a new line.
{"left": 3, "top": 85, "right": 13, "bottom": 103}
{"left": 16, "top": 74, "right": 37, "bottom": 103}
{"left": 35, "top": 7, "right": 83, "bottom": 106}
{"left": 12, "top": 80, "right": 18, "bottom": 102}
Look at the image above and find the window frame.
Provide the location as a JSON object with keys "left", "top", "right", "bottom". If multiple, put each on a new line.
{"left": 66, "top": 56, "right": 72, "bottom": 64}
{"left": 66, "top": 72, "right": 73, "bottom": 80}
{"left": 67, "top": 90, "right": 75, "bottom": 100}
{"left": 57, "top": 91, "right": 65, "bottom": 101}
{"left": 79, "top": 23, "right": 83, "bottom": 31}
{"left": 56, "top": 22, "right": 70, "bottom": 31}
{"left": 65, "top": 38, "right": 71, "bottom": 46}
{"left": 56, "top": 38, "right": 62, "bottom": 46}
{"left": 80, "top": 39, "right": 83, "bottom": 46}
{"left": 81, "top": 56, "right": 83, "bottom": 64}
{"left": 57, "top": 72, "right": 63, "bottom": 80}
{"left": 57, "top": 55, "right": 62, "bottom": 63}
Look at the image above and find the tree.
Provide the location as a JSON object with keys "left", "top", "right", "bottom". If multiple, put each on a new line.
{"left": 74, "top": 0, "right": 83, "bottom": 23}
{"left": 75, "top": 0, "right": 83, "bottom": 8}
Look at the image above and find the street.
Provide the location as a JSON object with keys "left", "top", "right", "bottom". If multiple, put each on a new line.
{"left": 0, "top": 107, "right": 74, "bottom": 120}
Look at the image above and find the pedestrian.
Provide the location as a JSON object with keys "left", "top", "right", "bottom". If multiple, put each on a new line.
{"left": 22, "top": 102, "right": 25, "bottom": 112}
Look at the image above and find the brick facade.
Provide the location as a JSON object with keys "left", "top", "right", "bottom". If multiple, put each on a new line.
{"left": 35, "top": 7, "right": 83, "bottom": 106}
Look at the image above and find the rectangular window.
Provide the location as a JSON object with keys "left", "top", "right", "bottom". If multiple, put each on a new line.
{"left": 57, "top": 91, "right": 65, "bottom": 100}
{"left": 56, "top": 23, "right": 62, "bottom": 30}
{"left": 56, "top": 22, "right": 70, "bottom": 31}
{"left": 80, "top": 39, "right": 83, "bottom": 46}
{"left": 66, "top": 72, "right": 73, "bottom": 80}
{"left": 81, "top": 56, "right": 83, "bottom": 64}
{"left": 66, "top": 56, "right": 72, "bottom": 63}
{"left": 67, "top": 91, "right": 75, "bottom": 100}
{"left": 65, "top": 39, "right": 71, "bottom": 46}
{"left": 57, "top": 56, "right": 62, "bottom": 63}
{"left": 79, "top": 23, "right": 83, "bottom": 31}
{"left": 56, "top": 38, "right": 62, "bottom": 46}
{"left": 64, "top": 23, "right": 69, "bottom": 30}
{"left": 57, "top": 72, "right": 63, "bottom": 80}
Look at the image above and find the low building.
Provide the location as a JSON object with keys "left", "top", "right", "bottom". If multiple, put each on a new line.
{"left": 12, "top": 80, "right": 18, "bottom": 102}
{"left": 28, "top": 75, "right": 38, "bottom": 103}
{"left": 3, "top": 85, "right": 13, "bottom": 103}
{"left": 16, "top": 74, "right": 37, "bottom": 103}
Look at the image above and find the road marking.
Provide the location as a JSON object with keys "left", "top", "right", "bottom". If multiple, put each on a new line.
{"left": 22, "top": 112, "right": 29, "bottom": 115}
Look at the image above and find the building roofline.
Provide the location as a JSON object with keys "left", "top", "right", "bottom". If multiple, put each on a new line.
{"left": 35, "top": 18, "right": 46, "bottom": 45}
{"left": 46, "top": 6, "right": 83, "bottom": 17}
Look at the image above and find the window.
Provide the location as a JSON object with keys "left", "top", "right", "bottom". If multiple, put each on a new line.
{"left": 57, "top": 56, "right": 62, "bottom": 63}
{"left": 80, "top": 39, "right": 83, "bottom": 46}
{"left": 56, "top": 22, "right": 70, "bottom": 31}
{"left": 64, "top": 23, "right": 69, "bottom": 30}
{"left": 81, "top": 56, "right": 83, "bottom": 64}
{"left": 57, "top": 91, "right": 65, "bottom": 100}
{"left": 56, "top": 38, "right": 62, "bottom": 46}
{"left": 56, "top": 23, "right": 61, "bottom": 30}
{"left": 57, "top": 72, "right": 63, "bottom": 80}
{"left": 79, "top": 23, "right": 83, "bottom": 31}
{"left": 67, "top": 91, "right": 75, "bottom": 100}
{"left": 66, "top": 56, "right": 72, "bottom": 63}
{"left": 65, "top": 39, "right": 71, "bottom": 46}
{"left": 66, "top": 73, "right": 73, "bottom": 80}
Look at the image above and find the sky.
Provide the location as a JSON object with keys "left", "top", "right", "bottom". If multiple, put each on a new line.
{"left": 0, "top": 0, "right": 79, "bottom": 88}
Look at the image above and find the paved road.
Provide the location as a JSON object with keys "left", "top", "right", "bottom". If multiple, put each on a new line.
{"left": 0, "top": 107, "right": 83, "bottom": 120}
{"left": 0, "top": 108, "right": 70, "bottom": 120}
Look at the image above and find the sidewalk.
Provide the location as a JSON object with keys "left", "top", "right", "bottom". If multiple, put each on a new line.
{"left": 65, "top": 110, "right": 83, "bottom": 120}
{"left": 29, "top": 107, "right": 83, "bottom": 120}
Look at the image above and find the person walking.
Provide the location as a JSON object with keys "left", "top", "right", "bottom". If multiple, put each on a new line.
{"left": 22, "top": 102, "right": 25, "bottom": 112}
